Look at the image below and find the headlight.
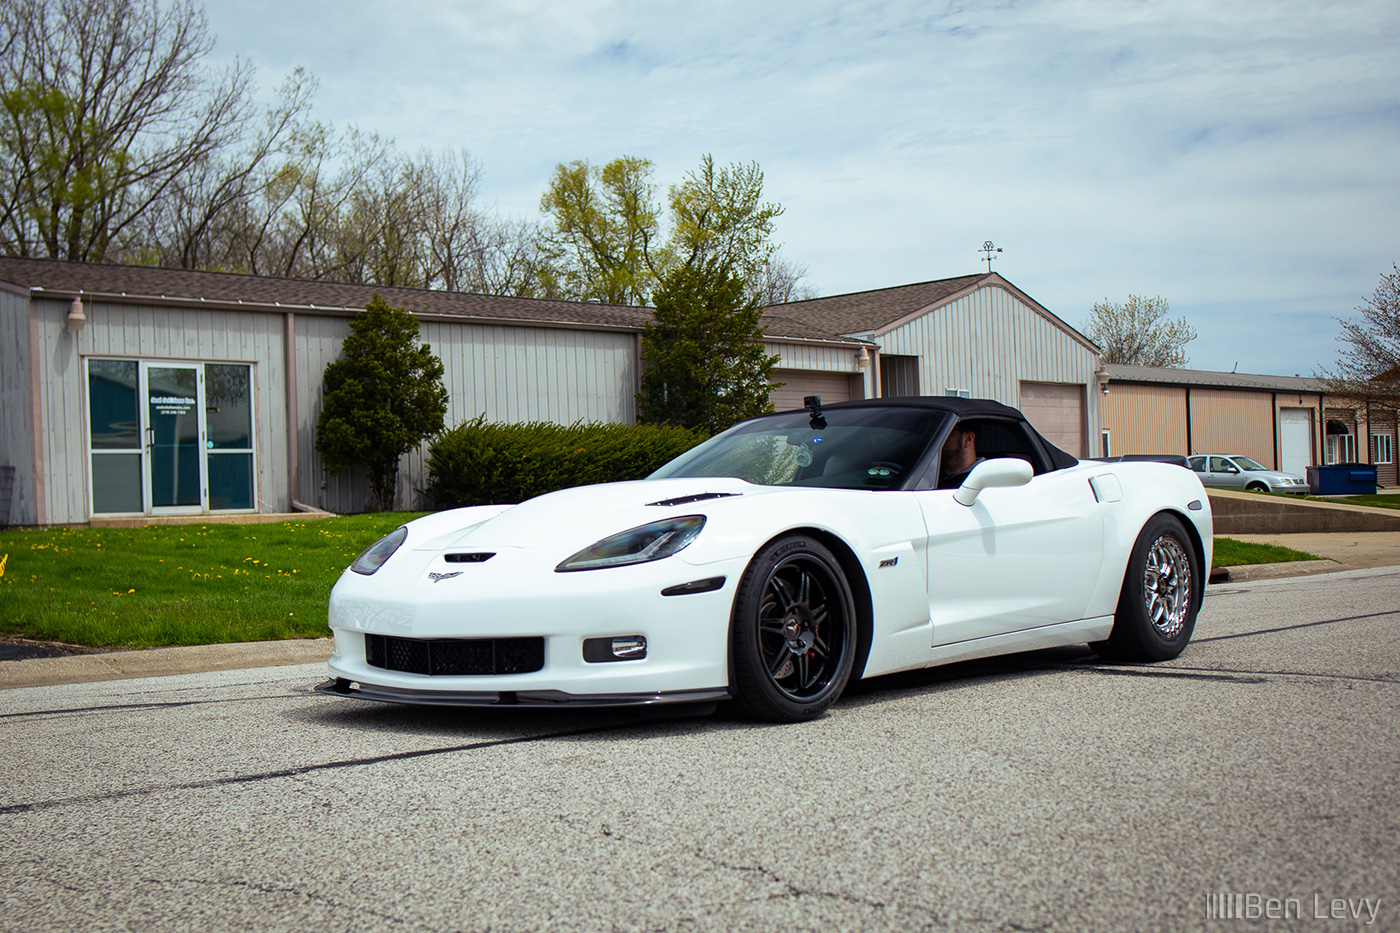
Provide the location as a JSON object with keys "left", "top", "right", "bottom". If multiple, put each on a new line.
{"left": 556, "top": 516, "right": 705, "bottom": 572}
{"left": 350, "top": 526, "right": 408, "bottom": 575}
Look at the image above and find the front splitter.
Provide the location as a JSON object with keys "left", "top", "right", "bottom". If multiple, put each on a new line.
{"left": 315, "top": 677, "right": 730, "bottom": 708}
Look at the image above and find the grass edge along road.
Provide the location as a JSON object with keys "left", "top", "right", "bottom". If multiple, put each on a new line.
{"left": 1, "top": 518, "right": 1317, "bottom": 651}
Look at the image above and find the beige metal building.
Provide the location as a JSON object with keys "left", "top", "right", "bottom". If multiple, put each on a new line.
{"left": 1098, "top": 364, "right": 1400, "bottom": 486}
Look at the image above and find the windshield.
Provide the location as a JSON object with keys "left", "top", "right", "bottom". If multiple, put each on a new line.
{"left": 1234, "top": 456, "right": 1267, "bottom": 471}
{"left": 650, "top": 407, "right": 951, "bottom": 490}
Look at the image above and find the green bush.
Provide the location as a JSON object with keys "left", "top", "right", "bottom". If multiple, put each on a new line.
{"left": 427, "top": 417, "right": 707, "bottom": 506}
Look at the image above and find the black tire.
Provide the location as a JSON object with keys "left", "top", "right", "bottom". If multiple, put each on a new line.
{"left": 1246, "top": 482, "right": 1269, "bottom": 493}
{"left": 1092, "top": 513, "right": 1200, "bottom": 662}
{"left": 729, "top": 536, "right": 857, "bottom": 722}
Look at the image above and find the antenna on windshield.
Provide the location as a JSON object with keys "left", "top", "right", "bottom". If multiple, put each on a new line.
{"left": 804, "top": 395, "right": 826, "bottom": 430}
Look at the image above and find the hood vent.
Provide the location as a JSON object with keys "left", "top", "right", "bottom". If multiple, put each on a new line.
{"left": 647, "top": 491, "right": 739, "bottom": 507}
{"left": 444, "top": 552, "right": 495, "bottom": 563}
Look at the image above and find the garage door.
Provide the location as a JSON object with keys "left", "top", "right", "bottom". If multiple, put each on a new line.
{"left": 1019, "top": 382, "right": 1086, "bottom": 457}
{"left": 1279, "top": 408, "right": 1312, "bottom": 475}
{"left": 769, "top": 370, "right": 859, "bottom": 412}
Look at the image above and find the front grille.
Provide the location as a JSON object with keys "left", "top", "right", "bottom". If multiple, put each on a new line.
{"left": 364, "top": 633, "right": 544, "bottom": 676}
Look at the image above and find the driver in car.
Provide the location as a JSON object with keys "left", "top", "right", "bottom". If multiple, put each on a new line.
{"left": 938, "top": 426, "right": 984, "bottom": 489}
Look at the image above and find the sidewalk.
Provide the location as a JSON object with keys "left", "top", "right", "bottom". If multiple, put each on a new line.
{"left": 1211, "top": 531, "right": 1400, "bottom": 581}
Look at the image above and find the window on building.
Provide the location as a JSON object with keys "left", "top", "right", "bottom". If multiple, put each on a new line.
{"left": 1326, "top": 433, "right": 1357, "bottom": 464}
{"left": 1373, "top": 434, "right": 1394, "bottom": 465}
{"left": 1101, "top": 429, "right": 1111, "bottom": 458}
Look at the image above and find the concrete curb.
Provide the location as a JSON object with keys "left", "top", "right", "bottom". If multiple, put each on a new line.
{"left": 0, "top": 638, "right": 332, "bottom": 691}
{"left": 1209, "top": 559, "right": 1345, "bottom": 584}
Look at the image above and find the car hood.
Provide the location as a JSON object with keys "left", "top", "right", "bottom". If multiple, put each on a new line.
{"left": 408, "top": 477, "right": 767, "bottom": 556}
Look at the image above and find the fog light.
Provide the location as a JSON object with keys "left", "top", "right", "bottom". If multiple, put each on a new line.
{"left": 582, "top": 636, "right": 647, "bottom": 663}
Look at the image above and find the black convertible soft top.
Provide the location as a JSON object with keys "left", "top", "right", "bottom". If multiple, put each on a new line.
{"left": 783, "top": 396, "right": 1081, "bottom": 473}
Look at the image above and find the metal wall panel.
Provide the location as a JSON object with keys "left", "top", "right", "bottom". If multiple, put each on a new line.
{"left": 1102, "top": 384, "right": 1189, "bottom": 456}
{"left": 0, "top": 290, "right": 35, "bottom": 524}
{"left": 763, "top": 342, "right": 861, "bottom": 373}
{"left": 876, "top": 284, "right": 1101, "bottom": 453}
{"left": 1189, "top": 389, "right": 1275, "bottom": 462}
{"left": 296, "top": 318, "right": 640, "bottom": 513}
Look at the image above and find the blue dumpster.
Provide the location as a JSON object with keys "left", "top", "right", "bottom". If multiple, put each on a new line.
{"left": 1306, "top": 463, "right": 1378, "bottom": 496}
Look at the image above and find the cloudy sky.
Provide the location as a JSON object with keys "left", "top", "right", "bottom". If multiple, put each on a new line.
{"left": 202, "top": 0, "right": 1399, "bottom": 377}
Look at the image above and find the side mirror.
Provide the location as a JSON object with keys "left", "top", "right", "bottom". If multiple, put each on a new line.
{"left": 954, "top": 458, "right": 1034, "bottom": 506}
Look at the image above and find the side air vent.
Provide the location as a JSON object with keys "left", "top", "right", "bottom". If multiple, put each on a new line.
{"left": 646, "top": 492, "right": 739, "bottom": 507}
{"left": 444, "top": 552, "right": 495, "bottom": 563}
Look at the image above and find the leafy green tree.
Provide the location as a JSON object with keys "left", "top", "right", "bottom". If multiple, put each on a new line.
{"left": 1084, "top": 294, "right": 1197, "bottom": 367}
{"left": 315, "top": 295, "right": 447, "bottom": 511}
{"left": 537, "top": 156, "right": 664, "bottom": 304}
{"left": 537, "top": 153, "right": 797, "bottom": 305}
{"left": 637, "top": 261, "right": 780, "bottom": 433}
{"left": 668, "top": 155, "right": 783, "bottom": 286}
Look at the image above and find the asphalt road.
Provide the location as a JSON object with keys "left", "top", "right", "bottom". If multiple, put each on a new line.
{"left": 3, "top": 567, "right": 1398, "bottom": 932}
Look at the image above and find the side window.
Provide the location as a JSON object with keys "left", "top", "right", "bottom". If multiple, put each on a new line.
{"left": 1209, "top": 456, "right": 1231, "bottom": 472}
{"left": 963, "top": 419, "right": 1048, "bottom": 473}
{"left": 1188, "top": 457, "right": 1206, "bottom": 472}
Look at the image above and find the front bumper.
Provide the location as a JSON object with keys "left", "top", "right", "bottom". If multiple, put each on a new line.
{"left": 322, "top": 549, "right": 747, "bottom": 702}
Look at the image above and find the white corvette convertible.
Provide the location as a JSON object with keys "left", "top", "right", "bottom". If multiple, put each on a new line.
{"left": 317, "top": 397, "right": 1212, "bottom": 721}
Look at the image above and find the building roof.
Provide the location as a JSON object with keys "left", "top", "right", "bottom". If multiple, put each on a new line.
{"left": 0, "top": 256, "right": 654, "bottom": 331}
{"left": 766, "top": 274, "right": 991, "bottom": 335}
{"left": 0, "top": 257, "right": 1079, "bottom": 353}
{"left": 1104, "top": 362, "right": 1326, "bottom": 393}
{"left": 766, "top": 271, "right": 1098, "bottom": 354}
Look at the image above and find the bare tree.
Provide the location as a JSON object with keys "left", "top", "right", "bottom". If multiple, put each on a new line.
{"left": 751, "top": 251, "right": 817, "bottom": 306}
{"left": 1322, "top": 264, "right": 1400, "bottom": 408}
{"left": 1084, "top": 294, "right": 1196, "bottom": 367}
{"left": 0, "top": 0, "right": 252, "bottom": 261}
{"left": 116, "top": 67, "right": 317, "bottom": 271}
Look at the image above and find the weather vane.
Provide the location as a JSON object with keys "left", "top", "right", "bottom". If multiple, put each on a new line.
{"left": 979, "top": 240, "right": 1002, "bottom": 272}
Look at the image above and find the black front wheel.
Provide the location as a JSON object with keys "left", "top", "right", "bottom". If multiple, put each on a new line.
{"left": 730, "top": 536, "right": 857, "bottom": 722}
{"left": 1093, "top": 513, "right": 1200, "bottom": 662}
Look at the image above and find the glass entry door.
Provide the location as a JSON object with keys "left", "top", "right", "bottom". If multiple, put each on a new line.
{"left": 87, "top": 359, "right": 255, "bottom": 516}
{"left": 146, "top": 365, "right": 203, "bottom": 511}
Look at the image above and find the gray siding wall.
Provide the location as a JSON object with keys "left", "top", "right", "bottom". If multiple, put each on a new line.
{"left": 763, "top": 341, "right": 861, "bottom": 374}
{"left": 878, "top": 284, "right": 1102, "bottom": 454}
{"left": 30, "top": 296, "right": 288, "bottom": 524}
{"left": 0, "top": 290, "right": 35, "bottom": 524}
{"left": 297, "top": 318, "right": 640, "bottom": 513}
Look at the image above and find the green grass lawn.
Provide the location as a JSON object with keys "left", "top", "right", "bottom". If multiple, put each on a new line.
{"left": 0, "top": 514, "right": 421, "bottom": 648}
{"left": 1212, "top": 536, "right": 1321, "bottom": 568}
{"left": 1317, "top": 494, "right": 1400, "bottom": 510}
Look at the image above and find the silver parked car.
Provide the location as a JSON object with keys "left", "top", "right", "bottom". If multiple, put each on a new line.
{"left": 1186, "top": 455, "right": 1310, "bottom": 494}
